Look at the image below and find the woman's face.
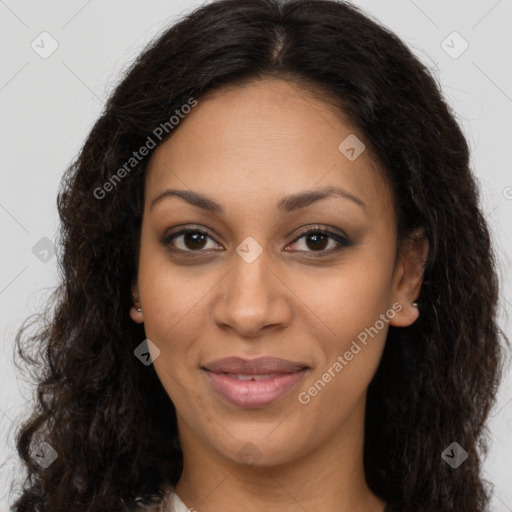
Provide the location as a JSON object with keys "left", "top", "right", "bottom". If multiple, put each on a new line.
{"left": 131, "top": 78, "right": 424, "bottom": 467}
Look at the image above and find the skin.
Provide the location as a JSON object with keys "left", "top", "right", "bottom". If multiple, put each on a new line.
{"left": 129, "top": 78, "right": 428, "bottom": 512}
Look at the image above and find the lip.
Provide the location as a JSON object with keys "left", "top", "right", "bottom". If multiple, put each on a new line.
{"left": 203, "top": 356, "right": 308, "bottom": 374}
{"left": 202, "top": 356, "right": 309, "bottom": 408}
{"left": 203, "top": 369, "right": 308, "bottom": 408}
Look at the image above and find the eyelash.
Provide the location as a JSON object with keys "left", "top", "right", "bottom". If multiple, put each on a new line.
{"left": 161, "top": 224, "right": 351, "bottom": 257}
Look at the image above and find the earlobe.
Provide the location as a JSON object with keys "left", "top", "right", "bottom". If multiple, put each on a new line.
{"left": 129, "top": 305, "right": 144, "bottom": 324}
{"left": 389, "top": 228, "right": 429, "bottom": 328}
{"left": 389, "top": 299, "right": 420, "bottom": 327}
{"left": 130, "top": 280, "right": 144, "bottom": 324}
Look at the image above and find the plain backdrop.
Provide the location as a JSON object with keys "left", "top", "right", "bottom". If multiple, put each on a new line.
{"left": 1, "top": 0, "right": 511, "bottom": 510}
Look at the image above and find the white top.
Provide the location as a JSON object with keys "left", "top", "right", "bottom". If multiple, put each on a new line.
{"left": 157, "top": 488, "right": 193, "bottom": 512}
{"left": 160, "top": 488, "right": 390, "bottom": 511}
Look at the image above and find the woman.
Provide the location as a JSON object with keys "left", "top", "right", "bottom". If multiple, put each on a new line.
{"left": 11, "top": 0, "right": 507, "bottom": 511}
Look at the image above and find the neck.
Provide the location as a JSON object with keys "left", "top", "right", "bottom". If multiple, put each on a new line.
{"left": 173, "top": 399, "right": 386, "bottom": 512}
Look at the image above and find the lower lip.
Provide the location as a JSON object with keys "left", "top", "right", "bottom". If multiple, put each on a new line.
{"left": 203, "top": 369, "right": 308, "bottom": 408}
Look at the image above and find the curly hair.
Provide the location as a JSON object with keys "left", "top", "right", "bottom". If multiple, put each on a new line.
{"left": 10, "top": 0, "right": 509, "bottom": 511}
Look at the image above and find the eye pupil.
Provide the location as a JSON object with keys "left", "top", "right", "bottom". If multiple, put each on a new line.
{"left": 306, "top": 233, "right": 328, "bottom": 251}
{"left": 184, "top": 232, "right": 207, "bottom": 250}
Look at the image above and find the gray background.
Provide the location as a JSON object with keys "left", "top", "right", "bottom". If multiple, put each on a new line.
{"left": 1, "top": 0, "right": 511, "bottom": 510}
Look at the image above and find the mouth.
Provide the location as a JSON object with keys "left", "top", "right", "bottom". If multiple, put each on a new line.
{"left": 201, "top": 356, "right": 309, "bottom": 408}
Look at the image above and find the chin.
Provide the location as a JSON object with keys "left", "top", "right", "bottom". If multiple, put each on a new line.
{"left": 211, "top": 430, "right": 309, "bottom": 468}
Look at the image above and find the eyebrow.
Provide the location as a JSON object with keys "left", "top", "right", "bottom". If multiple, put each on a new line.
{"left": 149, "top": 185, "right": 366, "bottom": 214}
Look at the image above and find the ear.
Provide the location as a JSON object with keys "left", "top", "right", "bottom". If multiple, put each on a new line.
{"left": 389, "top": 227, "right": 429, "bottom": 327}
{"left": 129, "top": 279, "right": 144, "bottom": 324}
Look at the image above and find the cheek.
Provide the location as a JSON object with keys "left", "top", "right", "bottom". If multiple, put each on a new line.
{"left": 140, "top": 277, "right": 206, "bottom": 416}
{"left": 137, "top": 241, "right": 210, "bottom": 343}
{"left": 295, "top": 319, "right": 387, "bottom": 432}
{"left": 294, "top": 258, "right": 393, "bottom": 343}
{"left": 292, "top": 259, "right": 392, "bottom": 407}
{"left": 135, "top": 238, "right": 226, "bottom": 395}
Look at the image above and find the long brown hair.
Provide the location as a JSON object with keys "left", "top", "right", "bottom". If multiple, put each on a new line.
{"left": 11, "top": 1, "right": 508, "bottom": 510}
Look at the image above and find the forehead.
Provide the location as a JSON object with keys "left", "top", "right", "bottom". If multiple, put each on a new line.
{"left": 145, "top": 78, "right": 393, "bottom": 220}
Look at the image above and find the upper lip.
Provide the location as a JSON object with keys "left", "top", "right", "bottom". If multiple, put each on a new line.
{"left": 202, "top": 356, "right": 309, "bottom": 375}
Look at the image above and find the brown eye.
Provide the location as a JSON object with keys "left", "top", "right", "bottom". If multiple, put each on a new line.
{"left": 182, "top": 231, "right": 208, "bottom": 250}
{"left": 286, "top": 227, "right": 352, "bottom": 256}
{"left": 304, "top": 232, "right": 329, "bottom": 251}
{"left": 162, "top": 228, "right": 222, "bottom": 252}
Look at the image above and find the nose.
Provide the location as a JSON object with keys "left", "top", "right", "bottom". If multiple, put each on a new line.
{"left": 212, "top": 245, "right": 292, "bottom": 338}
